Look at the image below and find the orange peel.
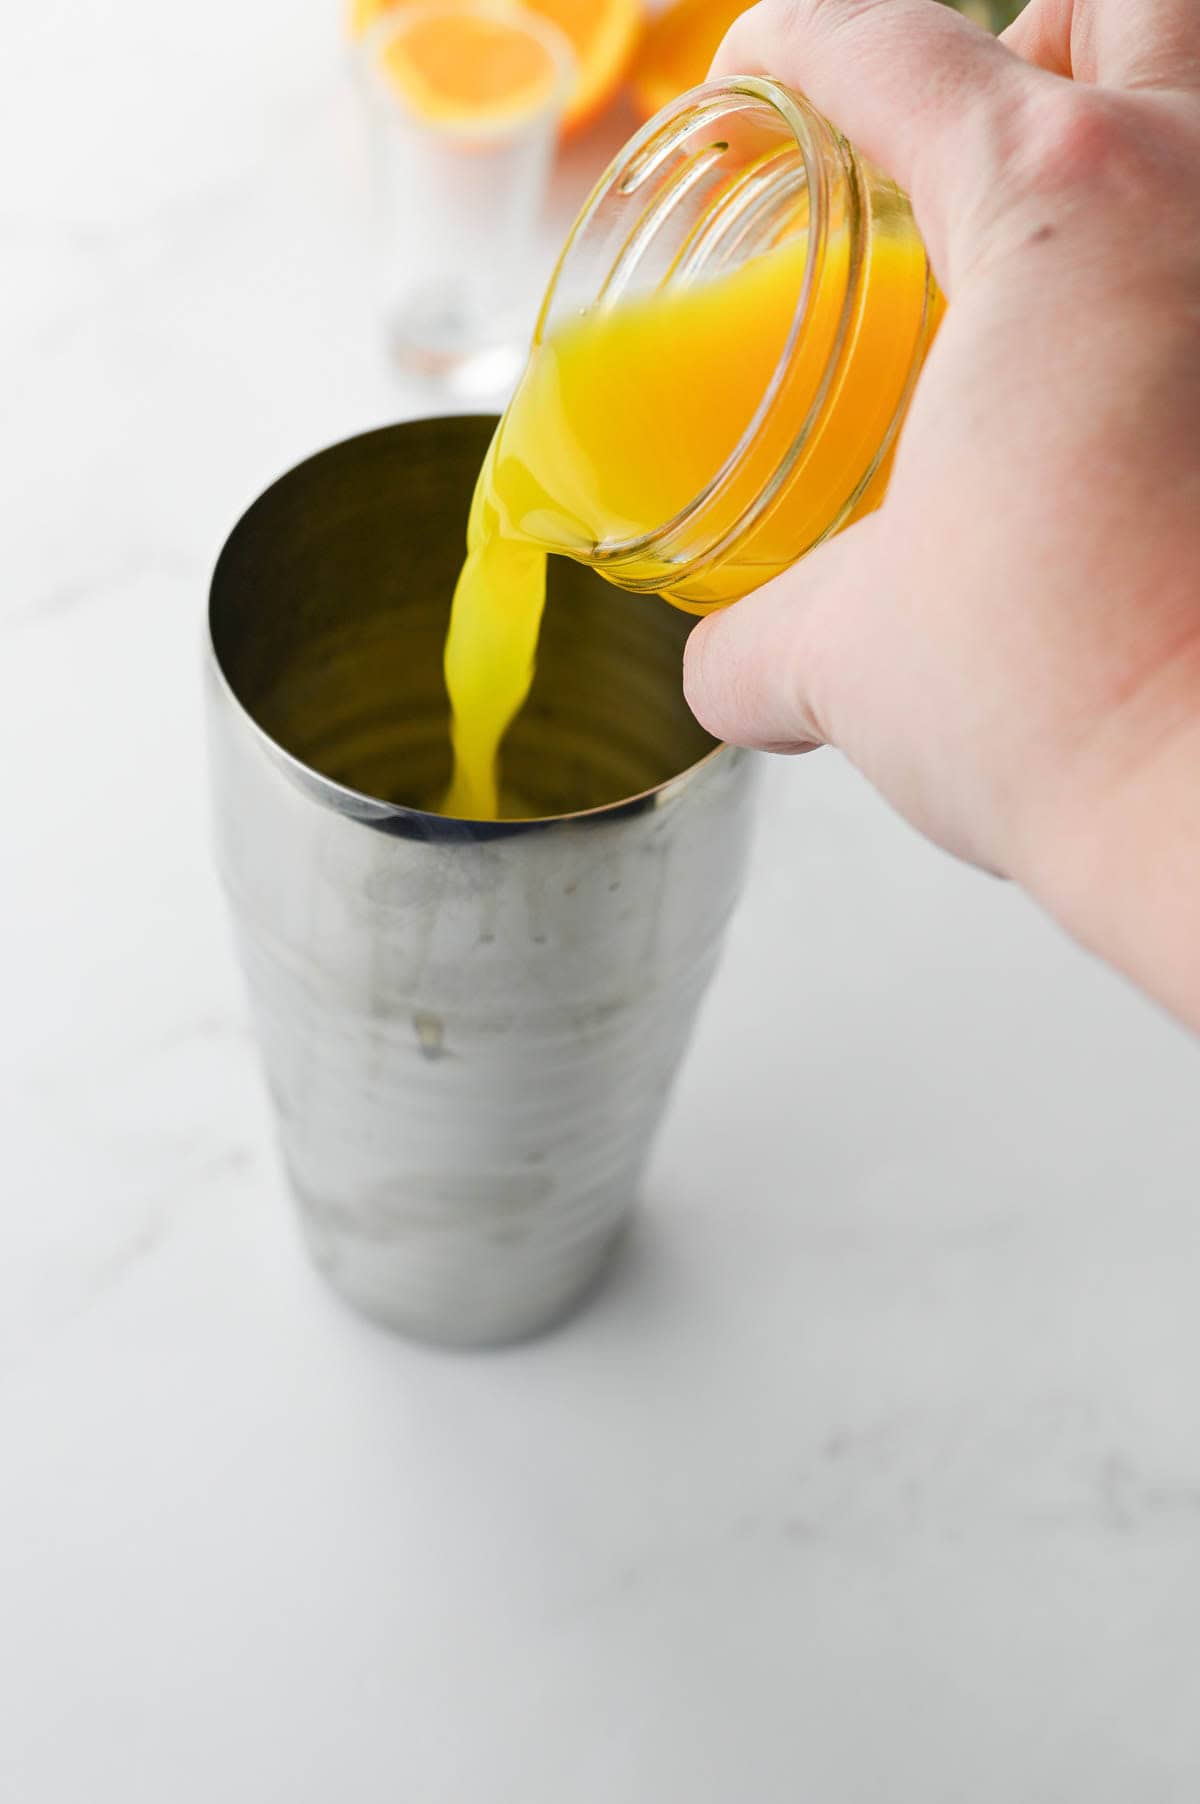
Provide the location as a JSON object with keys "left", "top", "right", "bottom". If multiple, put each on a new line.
{"left": 628, "top": 0, "right": 747, "bottom": 123}
{"left": 353, "top": 0, "right": 644, "bottom": 135}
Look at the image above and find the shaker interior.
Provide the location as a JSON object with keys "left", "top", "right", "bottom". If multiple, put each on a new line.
{"left": 209, "top": 415, "right": 717, "bottom": 820}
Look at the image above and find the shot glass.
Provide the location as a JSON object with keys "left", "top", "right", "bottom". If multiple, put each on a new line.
{"left": 207, "top": 417, "right": 759, "bottom": 1347}
{"left": 357, "top": 0, "right": 573, "bottom": 397}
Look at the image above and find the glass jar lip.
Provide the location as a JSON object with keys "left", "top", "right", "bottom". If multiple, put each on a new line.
{"left": 532, "top": 75, "right": 843, "bottom": 570}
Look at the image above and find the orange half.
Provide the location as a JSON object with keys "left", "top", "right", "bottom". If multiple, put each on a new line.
{"left": 528, "top": 0, "right": 643, "bottom": 132}
{"left": 354, "top": 0, "right": 643, "bottom": 135}
{"left": 629, "top": 0, "right": 748, "bottom": 122}
{"left": 376, "top": 0, "right": 569, "bottom": 131}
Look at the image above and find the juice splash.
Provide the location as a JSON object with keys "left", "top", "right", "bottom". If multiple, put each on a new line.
{"left": 443, "top": 223, "right": 936, "bottom": 821}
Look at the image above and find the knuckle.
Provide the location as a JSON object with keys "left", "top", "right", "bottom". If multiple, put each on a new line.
{"left": 1007, "top": 88, "right": 1160, "bottom": 205}
{"left": 951, "top": 86, "right": 1180, "bottom": 270}
{"left": 725, "top": 0, "right": 875, "bottom": 64}
{"left": 740, "top": 0, "right": 810, "bottom": 54}
{"left": 777, "top": 0, "right": 882, "bottom": 40}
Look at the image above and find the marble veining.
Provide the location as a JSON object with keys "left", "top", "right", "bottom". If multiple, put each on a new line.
{"left": 3, "top": 2, "right": 1200, "bottom": 1799}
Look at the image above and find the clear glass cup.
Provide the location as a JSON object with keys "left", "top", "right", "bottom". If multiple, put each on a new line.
{"left": 358, "top": 0, "right": 574, "bottom": 399}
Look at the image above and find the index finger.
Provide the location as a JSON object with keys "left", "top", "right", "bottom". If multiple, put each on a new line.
{"left": 1003, "top": 0, "right": 1200, "bottom": 91}
{"left": 709, "top": 0, "right": 1045, "bottom": 258}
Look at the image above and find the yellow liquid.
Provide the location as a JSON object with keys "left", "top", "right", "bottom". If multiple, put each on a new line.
{"left": 443, "top": 226, "right": 936, "bottom": 820}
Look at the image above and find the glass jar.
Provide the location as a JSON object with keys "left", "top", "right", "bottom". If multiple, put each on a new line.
{"left": 533, "top": 77, "right": 942, "bottom": 613}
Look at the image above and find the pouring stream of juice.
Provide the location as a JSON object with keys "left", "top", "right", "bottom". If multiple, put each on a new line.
{"left": 442, "top": 227, "right": 931, "bottom": 821}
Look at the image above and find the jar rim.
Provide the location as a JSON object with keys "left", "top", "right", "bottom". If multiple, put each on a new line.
{"left": 532, "top": 75, "right": 854, "bottom": 575}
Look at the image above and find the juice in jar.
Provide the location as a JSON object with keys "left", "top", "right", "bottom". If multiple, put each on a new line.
{"left": 442, "top": 79, "right": 942, "bottom": 820}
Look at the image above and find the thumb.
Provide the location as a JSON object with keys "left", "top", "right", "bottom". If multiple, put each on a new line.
{"left": 682, "top": 514, "right": 889, "bottom": 754}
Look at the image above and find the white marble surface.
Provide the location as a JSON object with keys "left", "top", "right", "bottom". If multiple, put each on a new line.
{"left": 5, "top": 4, "right": 1200, "bottom": 1798}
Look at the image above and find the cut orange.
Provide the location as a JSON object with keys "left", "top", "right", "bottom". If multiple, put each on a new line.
{"left": 373, "top": 1, "right": 569, "bottom": 130}
{"left": 628, "top": 0, "right": 748, "bottom": 122}
{"left": 527, "top": 0, "right": 643, "bottom": 132}
{"left": 353, "top": 0, "right": 644, "bottom": 135}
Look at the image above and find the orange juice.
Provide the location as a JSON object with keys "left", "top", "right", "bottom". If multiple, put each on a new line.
{"left": 442, "top": 227, "right": 938, "bottom": 819}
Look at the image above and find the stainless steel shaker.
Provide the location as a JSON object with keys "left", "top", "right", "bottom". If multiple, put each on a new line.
{"left": 207, "top": 417, "right": 758, "bottom": 1346}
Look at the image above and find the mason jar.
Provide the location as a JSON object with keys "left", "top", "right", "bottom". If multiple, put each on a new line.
{"left": 530, "top": 76, "right": 943, "bottom": 614}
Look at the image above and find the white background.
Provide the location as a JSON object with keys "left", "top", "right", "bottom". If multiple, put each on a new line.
{"left": 3, "top": 2, "right": 1200, "bottom": 1798}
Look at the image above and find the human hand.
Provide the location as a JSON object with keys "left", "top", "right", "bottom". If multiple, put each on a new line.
{"left": 684, "top": 0, "right": 1200, "bottom": 1025}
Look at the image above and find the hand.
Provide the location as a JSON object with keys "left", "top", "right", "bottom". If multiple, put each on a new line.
{"left": 683, "top": 0, "right": 1200, "bottom": 1027}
